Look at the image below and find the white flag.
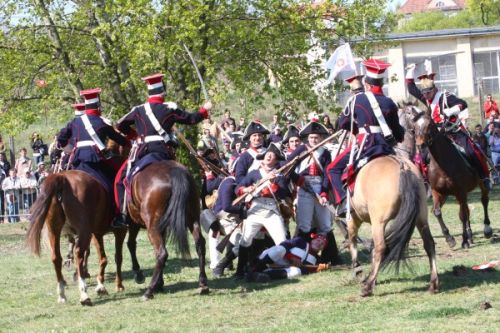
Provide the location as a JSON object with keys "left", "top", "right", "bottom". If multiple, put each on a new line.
{"left": 424, "top": 59, "right": 432, "bottom": 75}
{"left": 324, "top": 43, "right": 356, "bottom": 84}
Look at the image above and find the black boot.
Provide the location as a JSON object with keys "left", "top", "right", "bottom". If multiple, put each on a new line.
{"left": 234, "top": 245, "right": 250, "bottom": 280}
{"left": 297, "top": 229, "right": 312, "bottom": 242}
{"left": 320, "top": 231, "right": 343, "bottom": 266}
{"left": 212, "top": 244, "right": 237, "bottom": 278}
{"left": 111, "top": 213, "right": 128, "bottom": 229}
{"left": 336, "top": 199, "right": 347, "bottom": 218}
{"left": 265, "top": 269, "right": 288, "bottom": 280}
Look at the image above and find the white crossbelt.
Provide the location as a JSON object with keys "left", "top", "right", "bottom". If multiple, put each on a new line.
{"left": 76, "top": 140, "right": 96, "bottom": 148}
{"left": 358, "top": 126, "right": 382, "bottom": 134}
{"left": 143, "top": 135, "right": 165, "bottom": 143}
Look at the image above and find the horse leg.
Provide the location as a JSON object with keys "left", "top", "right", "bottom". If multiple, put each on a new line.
{"left": 47, "top": 223, "right": 66, "bottom": 303}
{"left": 361, "top": 223, "right": 385, "bottom": 297}
{"left": 143, "top": 230, "right": 168, "bottom": 301}
{"left": 92, "top": 235, "right": 109, "bottom": 296}
{"left": 75, "top": 233, "right": 93, "bottom": 306}
{"left": 191, "top": 222, "right": 209, "bottom": 295}
{"left": 127, "top": 223, "right": 145, "bottom": 284}
{"left": 347, "top": 218, "right": 363, "bottom": 280}
{"left": 457, "top": 196, "right": 472, "bottom": 248}
{"left": 113, "top": 228, "right": 127, "bottom": 292}
{"left": 432, "top": 192, "right": 456, "bottom": 248}
{"left": 479, "top": 183, "right": 492, "bottom": 238}
{"left": 416, "top": 218, "right": 439, "bottom": 294}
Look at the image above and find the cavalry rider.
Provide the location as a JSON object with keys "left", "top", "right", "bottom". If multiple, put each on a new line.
{"left": 234, "top": 143, "right": 290, "bottom": 279}
{"left": 282, "top": 124, "right": 301, "bottom": 159}
{"left": 326, "top": 59, "right": 405, "bottom": 217}
{"left": 234, "top": 121, "right": 270, "bottom": 184}
{"left": 248, "top": 233, "right": 328, "bottom": 282}
{"left": 405, "top": 64, "right": 491, "bottom": 188}
{"left": 57, "top": 88, "right": 130, "bottom": 225}
{"left": 287, "top": 120, "right": 341, "bottom": 266}
{"left": 57, "top": 102, "right": 86, "bottom": 171}
{"left": 113, "top": 73, "right": 212, "bottom": 228}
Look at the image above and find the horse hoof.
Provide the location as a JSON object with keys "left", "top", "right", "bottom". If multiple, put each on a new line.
{"left": 141, "top": 294, "right": 154, "bottom": 301}
{"left": 95, "top": 287, "right": 108, "bottom": 296}
{"left": 428, "top": 286, "right": 439, "bottom": 294}
{"left": 446, "top": 237, "right": 456, "bottom": 248}
{"left": 484, "top": 226, "right": 493, "bottom": 239}
{"left": 461, "top": 241, "right": 470, "bottom": 249}
{"left": 199, "top": 287, "right": 210, "bottom": 295}
{"left": 360, "top": 288, "right": 373, "bottom": 297}
{"left": 57, "top": 297, "right": 66, "bottom": 304}
{"left": 80, "top": 298, "right": 93, "bottom": 306}
{"left": 134, "top": 272, "right": 145, "bottom": 284}
{"left": 116, "top": 285, "right": 125, "bottom": 292}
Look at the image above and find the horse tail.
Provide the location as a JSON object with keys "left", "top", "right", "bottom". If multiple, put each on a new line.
{"left": 26, "top": 174, "right": 67, "bottom": 256}
{"left": 381, "top": 167, "right": 421, "bottom": 271}
{"left": 159, "top": 165, "right": 192, "bottom": 258}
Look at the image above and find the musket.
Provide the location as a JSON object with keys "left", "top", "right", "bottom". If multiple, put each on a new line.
{"left": 173, "top": 126, "right": 230, "bottom": 177}
{"left": 232, "top": 130, "right": 343, "bottom": 206}
{"left": 215, "top": 222, "right": 242, "bottom": 253}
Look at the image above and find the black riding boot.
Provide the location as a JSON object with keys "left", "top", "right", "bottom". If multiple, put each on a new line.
{"left": 297, "top": 229, "right": 312, "bottom": 242}
{"left": 212, "top": 243, "right": 237, "bottom": 278}
{"left": 111, "top": 171, "right": 128, "bottom": 229}
{"left": 234, "top": 245, "right": 250, "bottom": 280}
{"left": 320, "top": 231, "right": 343, "bottom": 266}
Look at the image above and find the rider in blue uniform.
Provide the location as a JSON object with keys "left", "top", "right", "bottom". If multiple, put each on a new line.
{"left": 326, "top": 60, "right": 405, "bottom": 217}
{"left": 57, "top": 88, "right": 130, "bottom": 226}
{"left": 113, "top": 73, "right": 212, "bottom": 227}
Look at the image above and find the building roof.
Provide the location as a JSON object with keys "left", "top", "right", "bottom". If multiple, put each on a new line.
{"left": 386, "top": 25, "right": 500, "bottom": 41}
{"left": 398, "top": 0, "right": 465, "bottom": 15}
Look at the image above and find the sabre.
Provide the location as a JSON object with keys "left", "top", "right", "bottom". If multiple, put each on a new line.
{"left": 182, "top": 43, "right": 209, "bottom": 101}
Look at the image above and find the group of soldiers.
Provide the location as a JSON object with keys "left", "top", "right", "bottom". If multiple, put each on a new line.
{"left": 53, "top": 57, "right": 490, "bottom": 283}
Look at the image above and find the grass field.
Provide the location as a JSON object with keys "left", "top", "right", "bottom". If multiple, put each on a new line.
{"left": 0, "top": 185, "right": 498, "bottom": 333}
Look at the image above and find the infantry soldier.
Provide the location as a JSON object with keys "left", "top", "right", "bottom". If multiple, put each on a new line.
{"left": 326, "top": 59, "right": 405, "bottom": 216}
{"left": 113, "top": 73, "right": 212, "bottom": 227}
{"left": 57, "top": 88, "right": 130, "bottom": 226}
{"left": 234, "top": 143, "right": 290, "bottom": 278}
{"left": 405, "top": 64, "right": 490, "bottom": 188}
{"left": 282, "top": 124, "right": 301, "bottom": 159}
{"left": 287, "top": 120, "right": 341, "bottom": 265}
{"left": 233, "top": 121, "right": 270, "bottom": 184}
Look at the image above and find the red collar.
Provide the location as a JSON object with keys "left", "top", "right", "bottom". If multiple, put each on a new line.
{"left": 85, "top": 109, "right": 101, "bottom": 116}
{"left": 369, "top": 86, "right": 384, "bottom": 95}
{"left": 148, "top": 96, "right": 165, "bottom": 104}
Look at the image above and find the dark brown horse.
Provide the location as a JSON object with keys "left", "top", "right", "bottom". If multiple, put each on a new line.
{"left": 26, "top": 170, "right": 127, "bottom": 305}
{"left": 125, "top": 160, "right": 209, "bottom": 300}
{"left": 409, "top": 106, "right": 492, "bottom": 248}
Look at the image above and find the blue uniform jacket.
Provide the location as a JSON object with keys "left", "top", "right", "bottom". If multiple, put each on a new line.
{"left": 117, "top": 101, "right": 206, "bottom": 160}
{"left": 286, "top": 144, "right": 331, "bottom": 194}
{"left": 57, "top": 114, "right": 128, "bottom": 166}
{"left": 213, "top": 177, "right": 241, "bottom": 215}
{"left": 234, "top": 147, "right": 264, "bottom": 184}
{"left": 236, "top": 169, "right": 290, "bottom": 201}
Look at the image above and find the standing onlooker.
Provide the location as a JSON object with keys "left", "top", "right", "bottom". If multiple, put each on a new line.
{"left": 0, "top": 134, "right": 6, "bottom": 155}
{"left": 322, "top": 114, "right": 335, "bottom": 133}
{"left": 15, "top": 148, "right": 32, "bottom": 176}
{"left": 268, "top": 113, "right": 280, "bottom": 132}
{"left": 484, "top": 94, "right": 499, "bottom": 119}
{"left": 0, "top": 153, "right": 11, "bottom": 223}
{"left": 237, "top": 116, "right": 246, "bottom": 132}
{"left": 2, "top": 168, "right": 21, "bottom": 223}
{"left": 20, "top": 170, "right": 38, "bottom": 212}
{"left": 34, "top": 161, "right": 49, "bottom": 185}
{"left": 31, "top": 132, "right": 46, "bottom": 165}
{"left": 490, "top": 122, "right": 500, "bottom": 167}
{"left": 473, "top": 124, "right": 489, "bottom": 155}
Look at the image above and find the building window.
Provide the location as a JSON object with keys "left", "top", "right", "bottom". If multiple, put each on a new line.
{"left": 405, "top": 54, "right": 458, "bottom": 95}
{"left": 473, "top": 51, "right": 500, "bottom": 95}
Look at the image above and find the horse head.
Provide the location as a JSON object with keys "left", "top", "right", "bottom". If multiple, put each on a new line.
{"left": 409, "top": 105, "right": 439, "bottom": 148}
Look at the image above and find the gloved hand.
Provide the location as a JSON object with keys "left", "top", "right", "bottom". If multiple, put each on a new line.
{"left": 443, "top": 105, "right": 461, "bottom": 117}
{"left": 203, "top": 100, "right": 213, "bottom": 111}
{"left": 405, "top": 63, "right": 416, "bottom": 80}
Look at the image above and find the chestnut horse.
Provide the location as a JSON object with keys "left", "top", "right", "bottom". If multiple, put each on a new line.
{"left": 408, "top": 106, "right": 492, "bottom": 248}
{"left": 348, "top": 155, "right": 439, "bottom": 297}
{"left": 125, "top": 160, "right": 209, "bottom": 300}
{"left": 26, "top": 170, "right": 127, "bottom": 305}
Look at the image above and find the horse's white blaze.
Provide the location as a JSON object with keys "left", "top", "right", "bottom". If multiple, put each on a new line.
{"left": 417, "top": 117, "right": 425, "bottom": 128}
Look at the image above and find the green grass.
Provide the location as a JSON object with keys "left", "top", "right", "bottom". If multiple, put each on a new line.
{"left": 1, "top": 185, "right": 499, "bottom": 333}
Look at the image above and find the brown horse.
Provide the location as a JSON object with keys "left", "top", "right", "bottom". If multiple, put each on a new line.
{"left": 125, "top": 160, "right": 209, "bottom": 300}
{"left": 26, "top": 171, "right": 127, "bottom": 305}
{"left": 348, "top": 155, "right": 439, "bottom": 297}
{"left": 409, "top": 106, "right": 492, "bottom": 248}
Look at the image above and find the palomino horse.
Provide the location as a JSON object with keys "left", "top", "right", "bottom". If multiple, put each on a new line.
{"left": 348, "top": 155, "right": 439, "bottom": 297}
{"left": 26, "top": 171, "right": 127, "bottom": 305}
{"left": 409, "top": 106, "right": 492, "bottom": 248}
{"left": 125, "top": 160, "right": 209, "bottom": 300}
